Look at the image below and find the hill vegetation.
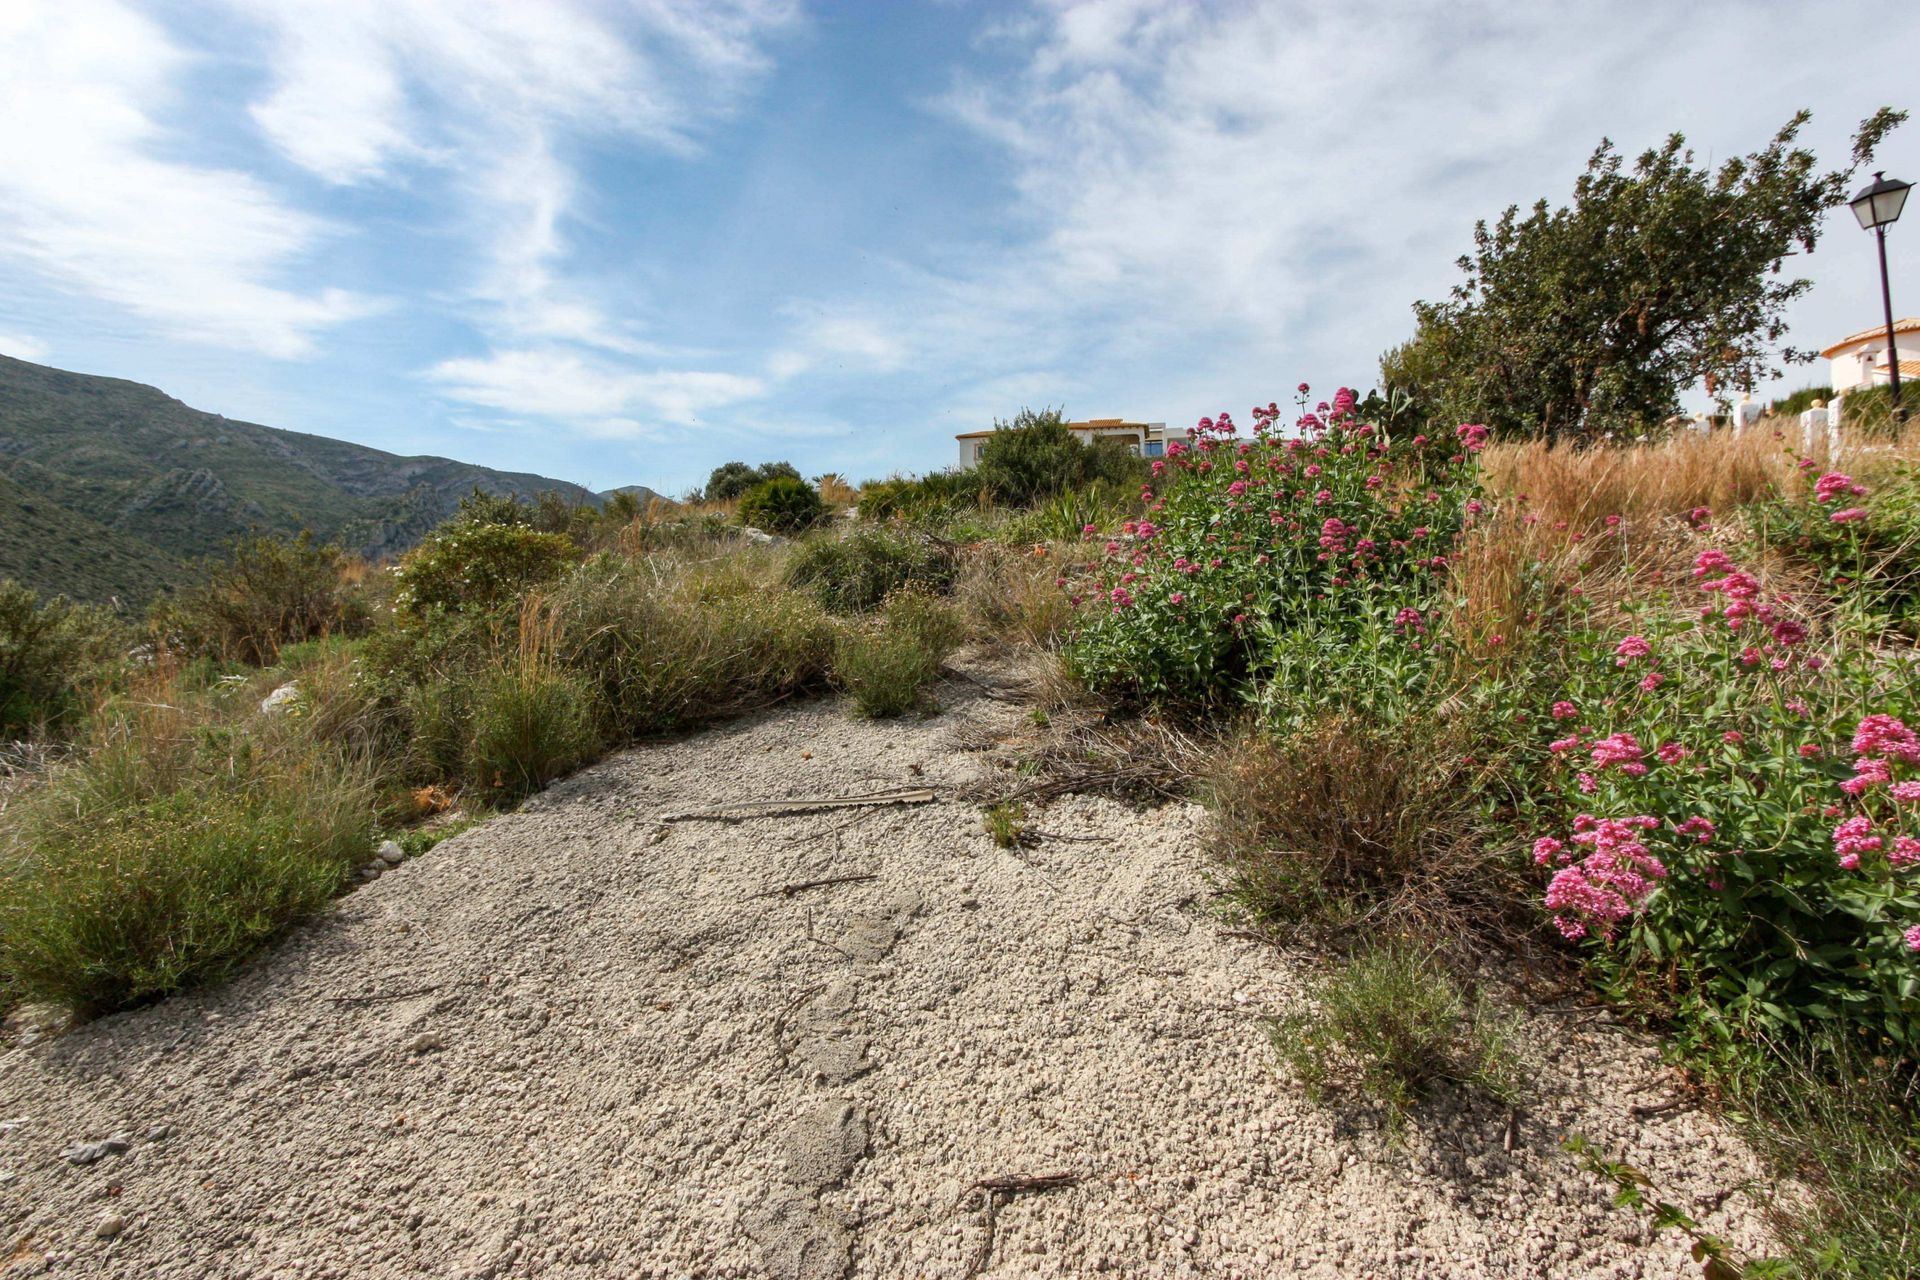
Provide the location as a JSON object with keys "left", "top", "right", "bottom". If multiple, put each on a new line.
{"left": 0, "top": 355, "right": 657, "bottom": 606}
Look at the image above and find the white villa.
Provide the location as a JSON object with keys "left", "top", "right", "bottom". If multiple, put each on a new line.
{"left": 1822, "top": 318, "right": 1920, "bottom": 393}
{"left": 955, "top": 418, "right": 1171, "bottom": 467}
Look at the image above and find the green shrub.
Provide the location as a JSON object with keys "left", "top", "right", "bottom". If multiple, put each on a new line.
{"left": 833, "top": 587, "right": 963, "bottom": 718}
{"left": 977, "top": 407, "right": 1143, "bottom": 506}
{"left": 706, "top": 460, "right": 801, "bottom": 503}
{"left": 1063, "top": 403, "right": 1477, "bottom": 711}
{"left": 0, "top": 579, "right": 123, "bottom": 737}
{"left": 783, "top": 528, "right": 955, "bottom": 613}
{"left": 738, "top": 476, "right": 825, "bottom": 534}
{"left": 857, "top": 470, "right": 989, "bottom": 524}
{"left": 391, "top": 519, "right": 579, "bottom": 620}
{"left": 0, "top": 751, "right": 376, "bottom": 1014}
{"left": 542, "top": 555, "right": 835, "bottom": 738}
{"left": 1270, "top": 942, "right": 1522, "bottom": 1132}
{"left": 463, "top": 663, "right": 600, "bottom": 802}
{"left": 1733, "top": 1039, "right": 1920, "bottom": 1279}
{"left": 1763, "top": 461, "right": 1920, "bottom": 633}
{"left": 152, "top": 532, "right": 363, "bottom": 665}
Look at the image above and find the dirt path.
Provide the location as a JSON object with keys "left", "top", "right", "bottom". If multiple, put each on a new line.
{"left": 1, "top": 661, "right": 1768, "bottom": 1277}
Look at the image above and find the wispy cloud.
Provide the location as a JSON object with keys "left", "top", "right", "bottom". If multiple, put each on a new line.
{"left": 0, "top": 333, "right": 50, "bottom": 362}
{"left": 232, "top": 0, "right": 801, "bottom": 366}
{"left": 0, "top": 0, "right": 378, "bottom": 358}
{"left": 424, "top": 347, "right": 765, "bottom": 428}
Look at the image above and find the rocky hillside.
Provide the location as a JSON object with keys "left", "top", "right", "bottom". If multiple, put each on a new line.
{"left": 0, "top": 355, "right": 659, "bottom": 606}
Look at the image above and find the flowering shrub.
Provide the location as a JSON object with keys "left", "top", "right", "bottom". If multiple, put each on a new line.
{"left": 1763, "top": 463, "right": 1920, "bottom": 634}
{"left": 391, "top": 519, "right": 580, "bottom": 621}
{"left": 1064, "top": 391, "right": 1480, "bottom": 723}
{"left": 1514, "top": 542, "right": 1920, "bottom": 1053}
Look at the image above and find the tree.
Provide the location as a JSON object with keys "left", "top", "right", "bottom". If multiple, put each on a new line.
{"left": 977, "top": 407, "right": 1142, "bottom": 506}
{"left": 1384, "top": 109, "right": 1905, "bottom": 442}
{"left": 737, "top": 476, "right": 825, "bottom": 534}
{"left": 705, "top": 460, "right": 802, "bottom": 503}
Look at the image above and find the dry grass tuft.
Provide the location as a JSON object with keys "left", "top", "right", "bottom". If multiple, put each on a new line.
{"left": 1206, "top": 712, "right": 1523, "bottom": 947}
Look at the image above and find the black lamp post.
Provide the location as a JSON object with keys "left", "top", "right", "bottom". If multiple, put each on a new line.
{"left": 1850, "top": 170, "right": 1912, "bottom": 423}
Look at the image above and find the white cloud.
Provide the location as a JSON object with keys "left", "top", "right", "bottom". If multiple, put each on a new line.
{"left": 0, "top": 0, "right": 377, "bottom": 358}
{"left": 0, "top": 333, "right": 50, "bottom": 362}
{"left": 229, "top": 0, "right": 800, "bottom": 359}
{"left": 425, "top": 347, "right": 766, "bottom": 428}
{"left": 880, "top": 0, "right": 1920, "bottom": 436}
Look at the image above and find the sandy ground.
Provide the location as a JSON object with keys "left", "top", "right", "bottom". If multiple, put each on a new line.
{"left": 0, "top": 660, "right": 1769, "bottom": 1278}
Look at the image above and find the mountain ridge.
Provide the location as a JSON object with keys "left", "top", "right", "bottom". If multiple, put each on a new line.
{"left": 0, "top": 354, "right": 659, "bottom": 605}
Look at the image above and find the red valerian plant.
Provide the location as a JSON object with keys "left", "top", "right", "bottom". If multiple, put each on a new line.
{"left": 1063, "top": 389, "right": 1479, "bottom": 724}
{"left": 1515, "top": 537, "right": 1920, "bottom": 1053}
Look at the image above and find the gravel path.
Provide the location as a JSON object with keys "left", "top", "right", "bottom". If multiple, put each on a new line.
{"left": 1, "top": 661, "right": 1768, "bottom": 1277}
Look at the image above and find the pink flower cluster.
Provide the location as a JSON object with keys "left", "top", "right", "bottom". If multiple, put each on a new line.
{"left": 1540, "top": 815, "right": 1669, "bottom": 940}
{"left": 1830, "top": 714, "right": 1920, "bottom": 871}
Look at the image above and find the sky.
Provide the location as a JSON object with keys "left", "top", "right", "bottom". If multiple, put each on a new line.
{"left": 0, "top": 1, "right": 1916, "bottom": 497}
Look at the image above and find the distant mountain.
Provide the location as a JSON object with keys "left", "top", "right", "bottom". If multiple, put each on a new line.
{"left": 0, "top": 355, "right": 658, "bottom": 606}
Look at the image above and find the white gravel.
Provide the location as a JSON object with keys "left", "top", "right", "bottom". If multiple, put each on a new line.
{"left": 0, "top": 660, "right": 1769, "bottom": 1277}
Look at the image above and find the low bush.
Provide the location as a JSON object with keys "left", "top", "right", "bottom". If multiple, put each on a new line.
{"left": 152, "top": 532, "right": 365, "bottom": 665}
{"left": 857, "top": 470, "right": 987, "bottom": 523}
{"left": 0, "top": 580, "right": 123, "bottom": 737}
{"left": 391, "top": 519, "right": 580, "bottom": 620}
{"left": 953, "top": 544, "right": 1082, "bottom": 649}
{"left": 1207, "top": 713, "right": 1511, "bottom": 941}
{"left": 833, "top": 587, "right": 963, "bottom": 718}
{"left": 1270, "top": 942, "right": 1522, "bottom": 1133}
{"left": 976, "top": 407, "right": 1144, "bottom": 506}
{"left": 543, "top": 555, "right": 836, "bottom": 738}
{"left": 1735, "top": 1039, "right": 1920, "bottom": 1279}
{"left": 463, "top": 662, "right": 600, "bottom": 803}
{"left": 0, "top": 742, "right": 376, "bottom": 1014}
{"left": 738, "top": 476, "right": 826, "bottom": 534}
{"left": 1063, "top": 398, "right": 1476, "bottom": 713}
{"left": 783, "top": 527, "right": 955, "bottom": 613}
{"left": 706, "top": 460, "right": 801, "bottom": 503}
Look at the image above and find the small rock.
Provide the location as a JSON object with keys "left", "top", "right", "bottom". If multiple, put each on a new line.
{"left": 93, "top": 1212, "right": 126, "bottom": 1240}
{"left": 376, "top": 840, "right": 405, "bottom": 867}
{"left": 359, "top": 864, "right": 383, "bottom": 881}
{"left": 407, "top": 1032, "right": 444, "bottom": 1055}
{"left": 258, "top": 682, "right": 300, "bottom": 714}
{"left": 144, "top": 1124, "right": 172, "bottom": 1142}
{"left": 63, "top": 1136, "right": 130, "bottom": 1167}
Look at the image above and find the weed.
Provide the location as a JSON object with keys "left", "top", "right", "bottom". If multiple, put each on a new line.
{"left": 1270, "top": 943, "right": 1523, "bottom": 1133}
{"left": 784, "top": 527, "right": 955, "bottom": 614}
{"left": 983, "top": 801, "right": 1027, "bottom": 848}
{"left": 463, "top": 662, "right": 601, "bottom": 803}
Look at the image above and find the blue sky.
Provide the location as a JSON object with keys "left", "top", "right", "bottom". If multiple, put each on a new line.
{"left": 0, "top": 1, "right": 1916, "bottom": 497}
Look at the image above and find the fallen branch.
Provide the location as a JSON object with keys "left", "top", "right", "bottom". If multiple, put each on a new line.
{"left": 754, "top": 872, "right": 878, "bottom": 899}
{"left": 939, "top": 663, "right": 1029, "bottom": 702}
{"left": 964, "top": 1172, "right": 1081, "bottom": 1277}
{"left": 969, "top": 1171, "right": 1080, "bottom": 1196}
{"left": 659, "top": 788, "right": 936, "bottom": 824}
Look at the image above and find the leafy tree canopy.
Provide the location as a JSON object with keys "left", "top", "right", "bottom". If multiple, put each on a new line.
{"left": 977, "top": 407, "right": 1143, "bottom": 506}
{"left": 1383, "top": 108, "right": 1905, "bottom": 442}
{"left": 706, "top": 460, "right": 802, "bottom": 503}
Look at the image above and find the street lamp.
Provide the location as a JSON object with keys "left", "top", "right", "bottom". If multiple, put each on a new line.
{"left": 1849, "top": 170, "right": 1912, "bottom": 423}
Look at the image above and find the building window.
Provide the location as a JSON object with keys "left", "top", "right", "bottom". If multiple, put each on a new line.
{"left": 1144, "top": 441, "right": 1164, "bottom": 457}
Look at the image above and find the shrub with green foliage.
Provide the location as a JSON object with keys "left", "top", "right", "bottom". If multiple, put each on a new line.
{"left": 391, "top": 519, "right": 580, "bottom": 620}
{"left": 1270, "top": 942, "right": 1522, "bottom": 1132}
{"left": 463, "top": 663, "right": 600, "bottom": 803}
{"left": 976, "top": 407, "right": 1144, "bottom": 506}
{"left": 833, "top": 586, "right": 964, "bottom": 718}
{"left": 738, "top": 476, "right": 826, "bottom": 534}
{"left": 0, "top": 580, "right": 123, "bottom": 737}
{"left": 706, "top": 460, "right": 802, "bottom": 503}
{"left": 783, "top": 527, "right": 955, "bottom": 613}
{"left": 153, "top": 531, "right": 363, "bottom": 665}
{"left": 0, "top": 740, "right": 375, "bottom": 1013}
{"left": 857, "top": 470, "right": 988, "bottom": 524}
{"left": 1065, "top": 397, "right": 1478, "bottom": 716}
{"left": 543, "top": 554, "right": 836, "bottom": 737}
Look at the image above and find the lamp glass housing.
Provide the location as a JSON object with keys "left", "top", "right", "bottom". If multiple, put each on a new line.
{"left": 1851, "top": 173, "right": 1911, "bottom": 230}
